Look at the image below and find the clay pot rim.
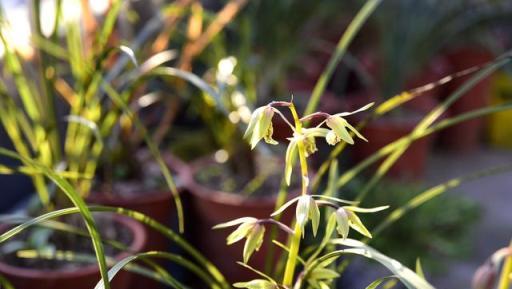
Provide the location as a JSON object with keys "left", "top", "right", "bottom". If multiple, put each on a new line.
{"left": 177, "top": 155, "right": 299, "bottom": 207}
{"left": 88, "top": 189, "right": 176, "bottom": 206}
{"left": 88, "top": 152, "right": 186, "bottom": 205}
{"left": 0, "top": 214, "right": 146, "bottom": 279}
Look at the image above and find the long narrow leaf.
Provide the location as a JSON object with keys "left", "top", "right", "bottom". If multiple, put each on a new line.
{"left": 103, "top": 84, "right": 185, "bottom": 234}
{"left": 0, "top": 205, "right": 229, "bottom": 289}
{"left": 304, "top": 0, "right": 383, "bottom": 115}
{"left": 0, "top": 148, "right": 111, "bottom": 289}
{"left": 309, "top": 239, "right": 436, "bottom": 289}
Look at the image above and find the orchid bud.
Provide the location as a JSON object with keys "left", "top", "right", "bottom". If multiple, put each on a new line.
{"left": 213, "top": 217, "right": 265, "bottom": 263}
{"left": 324, "top": 103, "right": 373, "bottom": 145}
{"left": 472, "top": 262, "right": 496, "bottom": 289}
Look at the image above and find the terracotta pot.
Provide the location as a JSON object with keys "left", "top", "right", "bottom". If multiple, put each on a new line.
{"left": 87, "top": 153, "right": 185, "bottom": 289}
{"left": 351, "top": 115, "right": 433, "bottom": 179}
{"left": 88, "top": 190, "right": 177, "bottom": 250}
{"left": 438, "top": 47, "right": 495, "bottom": 152}
{"left": 0, "top": 214, "right": 146, "bottom": 289}
{"left": 405, "top": 55, "right": 450, "bottom": 114}
{"left": 178, "top": 157, "right": 296, "bottom": 283}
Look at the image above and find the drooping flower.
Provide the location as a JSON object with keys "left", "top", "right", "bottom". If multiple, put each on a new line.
{"left": 234, "top": 279, "right": 278, "bottom": 289}
{"left": 272, "top": 195, "right": 320, "bottom": 236}
{"left": 243, "top": 106, "right": 277, "bottom": 149}
{"left": 334, "top": 205, "right": 389, "bottom": 239}
{"left": 213, "top": 217, "right": 266, "bottom": 263}
{"left": 324, "top": 102, "right": 374, "bottom": 146}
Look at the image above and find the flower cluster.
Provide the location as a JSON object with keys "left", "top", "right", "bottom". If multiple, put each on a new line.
{"left": 243, "top": 102, "right": 373, "bottom": 185}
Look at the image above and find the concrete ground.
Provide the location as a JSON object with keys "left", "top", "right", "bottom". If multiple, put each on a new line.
{"left": 426, "top": 148, "right": 512, "bottom": 289}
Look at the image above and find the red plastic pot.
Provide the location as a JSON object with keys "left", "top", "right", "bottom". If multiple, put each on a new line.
{"left": 178, "top": 157, "right": 296, "bottom": 283}
{"left": 0, "top": 214, "right": 146, "bottom": 289}
{"left": 438, "top": 47, "right": 495, "bottom": 152}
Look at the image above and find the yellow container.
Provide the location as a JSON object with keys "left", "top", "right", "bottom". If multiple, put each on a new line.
{"left": 488, "top": 72, "right": 512, "bottom": 149}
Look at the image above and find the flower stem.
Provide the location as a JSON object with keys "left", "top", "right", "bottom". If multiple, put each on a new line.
{"left": 498, "top": 240, "right": 512, "bottom": 289}
{"left": 282, "top": 103, "right": 309, "bottom": 286}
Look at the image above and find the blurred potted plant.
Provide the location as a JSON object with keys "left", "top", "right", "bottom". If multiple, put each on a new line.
{"left": 0, "top": 1, "right": 148, "bottom": 288}
{"left": 343, "top": 0, "right": 511, "bottom": 177}
{"left": 439, "top": 45, "right": 495, "bottom": 152}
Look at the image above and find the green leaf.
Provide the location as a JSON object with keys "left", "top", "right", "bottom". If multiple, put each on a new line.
{"left": 243, "top": 224, "right": 265, "bottom": 263}
{"left": 17, "top": 249, "right": 183, "bottom": 289}
{"left": 336, "top": 102, "right": 375, "bottom": 117}
{"left": 365, "top": 279, "right": 384, "bottom": 289}
{"left": 304, "top": 0, "right": 383, "bottom": 115}
{"left": 94, "top": 252, "right": 187, "bottom": 289}
{"left": 0, "top": 205, "right": 230, "bottom": 289}
{"left": 343, "top": 205, "right": 389, "bottom": 213}
{"left": 234, "top": 279, "right": 276, "bottom": 289}
{"left": 416, "top": 258, "right": 425, "bottom": 280}
{"left": 319, "top": 281, "right": 330, "bottom": 289}
{"left": 103, "top": 84, "right": 185, "bottom": 233}
{"left": 325, "top": 239, "right": 435, "bottom": 289}
{"left": 0, "top": 148, "right": 110, "bottom": 289}
{"left": 236, "top": 262, "right": 278, "bottom": 284}
{"left": 271, "top": 196, "right": 300, "bottom": 217}
{"left": 323, "top": 213, "right": 337, "bottom": 245}
{"left": 0, "top": 275, "right": 14, "bottom": 289}
{"left": 347, "top": 211, "right": 372, "bottom": 238}
{"left": 310, "top": 268, "right": 340, "bottom": 280}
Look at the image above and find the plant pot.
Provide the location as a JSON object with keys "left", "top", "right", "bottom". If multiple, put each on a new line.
{"left": 438, "top": 47, "right": 495, "bottom": 152}
{"left": 87, "top": 190, "right": 177, "bottom": 251}
{"left": 351, "top": 115, "right": 433, "bottom": 179}
{"left": 87, "top": 153, "right": 185, "bottom": 289}
{"left": 178, "top": 157, "right": 296, "bottom": 283}
{"left": 404, "top": 55, "right": 450, "bottom": 114}
{"left": 0, "top": 214, "right": 146, "bottom": 289}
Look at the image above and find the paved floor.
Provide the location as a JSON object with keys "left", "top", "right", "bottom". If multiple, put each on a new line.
{"left": 426, "top": 148, "right": 512, "bottom": 289}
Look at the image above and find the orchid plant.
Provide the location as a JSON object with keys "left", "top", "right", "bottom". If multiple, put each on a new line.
{"left": 214, "top": 100, "right": 435, "bottom": 289}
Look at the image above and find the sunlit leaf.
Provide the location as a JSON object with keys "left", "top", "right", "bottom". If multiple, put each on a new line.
{"left": 234, "top": 279, "right": 276, "bottom": 289}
